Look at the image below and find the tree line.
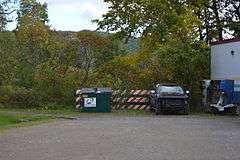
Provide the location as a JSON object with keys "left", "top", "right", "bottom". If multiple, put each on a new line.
{"left": 0, "top": 0, "right": 239, "bottom": 109}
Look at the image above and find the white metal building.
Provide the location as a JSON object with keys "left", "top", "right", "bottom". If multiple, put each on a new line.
{"left": 211, "top": 38, "right": 240, "bottom": 80}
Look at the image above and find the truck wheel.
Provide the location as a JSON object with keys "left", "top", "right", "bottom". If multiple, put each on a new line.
{"left": 149, "top": 107, "right": 154, "bottom": 112}
{"left": 156, "top": 108, "right": 162, "bottom": 115}
{"left": 149, "top": 103, "right": 154, "bottom": 112}
{"left": 183, "top": 107, "right": 189, "bottom": 115}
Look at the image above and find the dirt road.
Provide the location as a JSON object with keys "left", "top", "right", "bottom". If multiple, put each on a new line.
{"left": 0, "top": 116, "right": 240, "bottom": 160}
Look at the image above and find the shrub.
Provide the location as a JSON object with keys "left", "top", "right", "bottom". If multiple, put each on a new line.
{"left": 9, "top": 87, "right": 44, "bottom": 108}
{"left": 0, "top": 85, "right": 15, "bottom": 104}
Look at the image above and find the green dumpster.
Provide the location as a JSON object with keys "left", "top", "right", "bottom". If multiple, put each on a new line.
{"left": 81, "top": 88, "right": 112, "bottom": 113}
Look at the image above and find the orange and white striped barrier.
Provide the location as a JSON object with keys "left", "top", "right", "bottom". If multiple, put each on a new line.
{"left": 112, "top": 90, "right": 151, "bottom": 111}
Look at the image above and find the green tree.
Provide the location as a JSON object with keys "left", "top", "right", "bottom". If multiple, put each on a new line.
{"left": 91, "top": 56, "right": 141, "bottom": 90}
{"left": 33, "top": 34, "right": 84, "bottom": 104}
{"left": 95, "top": 0, "right": 199, "bottom": 48}
{"left": 97, "top": 0, "right": 240, "bottom": 44}
{"left": 15, "top": 0, "right": 50, "bottom": 87}
{"left": 0, "top": 32, "right": 18, "bottom": 85}
{"left": 76, "top": 31, "right": 113, "bottom": 85}
{"left": 17, "top": 0, "right": 48, "bottom": 28}
{"left": 0, "top": 0, "right": 17, "bottom": 30}
{"left": 194, "top": 0, "right": 240, "bottom": 43}
{"left": 0, "top": 3, "right": 7, "bottom": 30}
{"left": 223, "top": 0, "right": 240, "bottom": 37}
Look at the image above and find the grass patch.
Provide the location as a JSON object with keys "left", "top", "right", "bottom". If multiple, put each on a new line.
{"left": 2, "top": 105, "right": 238, "bottom": 122}
{"left": 0, "top": 112, "right": 54, "bottom": 131}
{"left": 0, "top": 105, "right": 154, "bottom": 117}
{"left": 1, "top": 102, "right": 79, "bottom": 112}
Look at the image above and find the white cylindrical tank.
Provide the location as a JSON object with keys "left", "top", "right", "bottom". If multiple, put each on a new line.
{"left": 211, "top": 38, "right": 240, "bottom": 80}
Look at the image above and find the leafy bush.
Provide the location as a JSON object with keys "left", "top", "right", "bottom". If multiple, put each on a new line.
{"left": 34, "top": 61, "right": 79, "bottom": 105}
{"left": 0, "top": 85, "right": 15, "bottom": 104}
{"left": 0, "top": 86, "right": 44, "bottom": 108}
{"left": 9, "top": 87, "right": 45, "bottom": 108}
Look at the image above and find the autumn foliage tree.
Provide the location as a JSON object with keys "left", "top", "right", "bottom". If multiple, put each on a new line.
{"left": 94, "top": 0, "right": 200, "bottom": 48}
{"left": 0, "top": 0, "right": 232, "bottom": 109}
{"left": 15, "top": 0, "right": 51, "bottom": 87}
{"left": 75, "top": 31, "right": 113, "bottom": 85}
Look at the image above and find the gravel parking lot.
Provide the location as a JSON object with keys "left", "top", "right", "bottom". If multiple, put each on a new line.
{"left": 0, "top": 115, "right": 240, "bottom": 160}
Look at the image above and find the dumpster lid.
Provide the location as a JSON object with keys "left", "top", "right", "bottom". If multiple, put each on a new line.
{"left": 97, "top": 88, "right": 112, "bottom": 93}
{"left": 80, "top": 88, "right": 96, "bottom": 93}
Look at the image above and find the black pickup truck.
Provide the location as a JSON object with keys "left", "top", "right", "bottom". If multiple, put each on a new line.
{"left": 150, "top": 84, "right": 190, "bottom": 115}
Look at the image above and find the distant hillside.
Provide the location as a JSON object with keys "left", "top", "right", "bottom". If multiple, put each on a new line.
{"left": 57, "top": 30, "right": 140, "bottom": 54}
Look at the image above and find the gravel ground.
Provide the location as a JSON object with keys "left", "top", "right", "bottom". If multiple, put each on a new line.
{"left": 0, "top": 115, "right": 240, "bottom": 160}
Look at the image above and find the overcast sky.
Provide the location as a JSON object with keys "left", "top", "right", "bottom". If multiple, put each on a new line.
{"left": 39, "top": 0, "right": 109, "bottom": 31}
{"left": 8, "top": 0, "right": 109, "bottom": 31}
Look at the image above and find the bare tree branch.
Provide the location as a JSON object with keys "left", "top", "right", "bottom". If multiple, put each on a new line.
{"left": 0, "top": 9, "right": 16, "bottom": 15}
